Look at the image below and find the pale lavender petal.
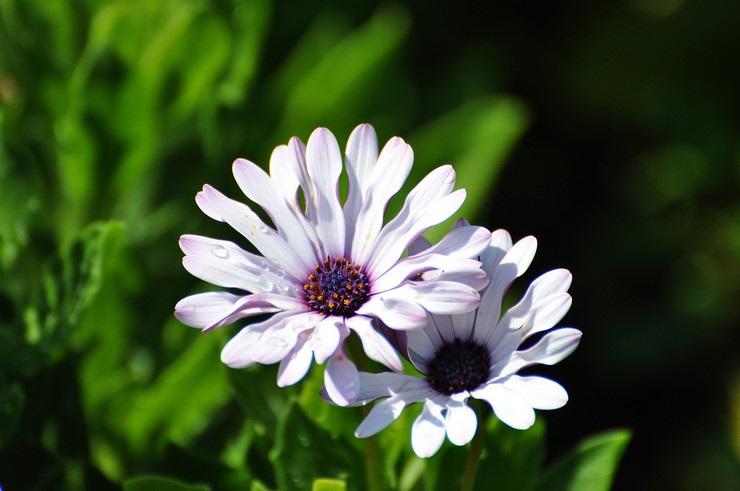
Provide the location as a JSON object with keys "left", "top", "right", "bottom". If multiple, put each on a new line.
{"left": 306, "top": 128, "right": 345, "bottom": 258}
{"left": 417, "top": 225, "right": 492, "bottom": 259}
{"left": 495, "top": 269, "right": 572, "bottom": 333}
{"left": 497, "top": 328, "right": 582, "bottom": 377}
{"left": 406, "top": 328, "right": 439, "bottom": 370}
{"left": 350, "top": 136, "right": 413, "bottom": 263}
{"left": 276, "top": 335, "right": 314, "bottom": 386}
{"left": 444, "top": 399, "right": 478, "bottom": 446}
{"left": 411, "top": 399, "right": 447, "bottom": 458}
{"left": 407, "top": 235, "right": 432, "bottom": 256}
{"left": 346, "top": 316, "right": 402, "bottom": 371}
{"left": 396, "top": 281, "right": 480, "bottom": 316}
{"left": 179, "top": 234, "right": 299, "bottom": 294}
{"left": 175, "top": 291, "right": 304, "bottom": 331}
{"left": 474, "top": 236, "right": 537, "bottom": 343}
{"left": 343, "top": 124, "right": 378, "bottom": 254}
{"left": 196, "top": 190, "right": 224, "bottom": 222}
{"left": 198, "top": 185, "right": 311, "bottom": 279}
{"left": 324, "top": 347, "right": 359, "bottom": 406}
{"left": 472, "top": 382, "right": 536, "bottom": 430}
{"left": 353, "top": 372, "right": 429, "bottom": 405}
{"left": 372, "top": 253, "right": 484, "bottom": 293}
{"left": 502, "top": 375, "right": 569, "bottom": 410}
{"left": 174, "top": 291, "right": 248, "bottom": 328}
{"left": 366, "top": 165, "right": 464, "bottom": 277}
{"left": 355, "top": 388, "right": 432, "bottom": 438}
{"left": 233, "top": 158, "right": 320, "bottom": 265}
{"left": 310, "top": 316, "right": 343, "bottom": 364}
{"left": 489, "top": 293, "right": 572, "bottom": 353}
{"left": 268, "top": 144, "right": 301, "bottom": 207}
{"left": 356, "top": 295, "right": 428, "bottom": 330}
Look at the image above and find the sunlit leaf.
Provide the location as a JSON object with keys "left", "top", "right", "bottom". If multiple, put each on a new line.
{"left": 536, "top": 429, "right": 631, "bottom": 491}
{"left": 123, "top": 475, "right": 210, "bottom": 491}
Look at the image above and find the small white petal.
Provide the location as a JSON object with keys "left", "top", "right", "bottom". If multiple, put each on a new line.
{"left": 406, "top": 328, "right": 438, "bottom": 369}
{"left": 353, "top": 372, "right": 429, "bottom": 405}
{"left": 397, "top": 281, "right": 481, "bottom": 315}
{"left": 418, "top": 225, "right": 492, "bottom": 259}
{"left": 344, "top": 124, "right": 379, "bottom": 252}
{"left": 502, "top": 375, "right": 569, "bottom": 410}
{"left": 324, "top": 349, "right": 359, "bottom": 406}
{"left": 411, "top": 400, "right": 447, "bottom": 458}
{"left": 355, "top": 395, "right": 409, "bottom": 438}
{"left": 472, "top": 382, "right": 536, "bottom": 430}
{"left": 311, "top": 317, "right": 343, "bottom": 364}
{"left": 198, "top": 185, "right": 311, "bottom": 279}
{"left": 306, "top": 128, "right": 346, "bottom": 258}
{"left": 356, "top": 295, "right": 428, "bottom": 330}
{"left": 498, "top": 328, "right": 582, "bottom": 377}
{"left": 475, "top": 236, "right": 538, "bottom": 342}
{"left": 346, "top": 316, "right": 403, "bottom": 371}
{"left": 367, "top": 165, "right": 464, "bottom": 276}
{"left": 174, "top": 291, "right": 248, "bottom": 328}
{"left": 444, "top": 399, "right": 478, "bottom": 446}
{"left": 233, "top": 158, "right": 320, "bottom": 266}
{"left": 276, "top": 336, "right": 314, "bottom": 386}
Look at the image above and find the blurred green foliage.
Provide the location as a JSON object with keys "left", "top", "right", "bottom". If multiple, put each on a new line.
{"left": 0, "top": 0, "right": 736, "bottom": 490}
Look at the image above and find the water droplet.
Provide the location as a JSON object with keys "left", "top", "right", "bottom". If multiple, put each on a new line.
{"left": 276, "top": 269, "right": 286, "bottom": 278}
{"left": 260, "top": 261, "right": 269, "bottom": 270}
{"left": 210, "top": 244, "right": 229, "bottom": 258}
{"left": 258, "top": 225, "right": 269, "bottom": 233}
{"left": 267, "top": 336, "right": 288, "bottom": 348}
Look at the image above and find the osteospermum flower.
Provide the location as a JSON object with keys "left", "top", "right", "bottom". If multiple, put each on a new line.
{"left": 346, "top": 229, "right": 582, "bottom": 457}
{"left": 175, "top": 124, "right": 490, "bottom": 405}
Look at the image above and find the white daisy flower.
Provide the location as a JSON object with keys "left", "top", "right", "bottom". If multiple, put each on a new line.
{"left": 175, "top": 124, "right": 490, "bottom": 405}
{"left": 347, "top": 229, "right": 582, "bottom": 457}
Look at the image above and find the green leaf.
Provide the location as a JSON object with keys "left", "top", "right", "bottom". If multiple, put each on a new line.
{"left": 270, "top": 401, "right": 363, "bottom": 491}
{"left": 123, "top": 475, "right": 211, "bottom": 491}
{"left": 0, "top": 381, "right": 24, "bottom": 449}
{"left": 536, "top": 429, "right": 632, "bottom": 491}
{"left": 312, "top": 478, "right": 347, "bottom": 491}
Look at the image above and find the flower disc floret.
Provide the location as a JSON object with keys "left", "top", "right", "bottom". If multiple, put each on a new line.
{"left": 304, "top": 256, "right": 369, "bottom": 316}
{"left": 427, "top": 338, "right": 490, "bottom": 394}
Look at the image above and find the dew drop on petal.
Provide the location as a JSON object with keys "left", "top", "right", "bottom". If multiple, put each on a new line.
{"left": 267, "top": 336, "right": 288, "bottom": 348}
{"left": 260, "top": 261, "right": 269, "bottom": 270}
{"left": 210, "top": 244, "right": 229, "bottom": 258}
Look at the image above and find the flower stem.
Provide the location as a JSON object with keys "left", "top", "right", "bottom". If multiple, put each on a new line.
{"left": 459, "top": 410, "right": 490, "bottom": 491}
{"left": 348, "top": 336, "right": 382, "bottom": 491}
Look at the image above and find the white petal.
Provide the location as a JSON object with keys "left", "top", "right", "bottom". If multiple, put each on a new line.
{"left": 490, "top": 293, "right": 572, "bottom": 354}
{"left": 306, "top": 128, "right": 346, "bottom": 258}
{"left": 496, "top": 269, "right": 572, "bottom": 333}
{"left": 498, "top": 328, "right": 582, "bottom": 377}
{"left": 344, "top": 124, "right": 378, "bottom": 252}
{"left": 353, "top": 372, "right": 429, "bottom": 405}
{"left": 220, "top": 313, "right": 293, "bottom": 368}
{"left": 346, "top": 316, "right": 403, "bottom": 370}
{"left": 480, "top": 229, "right": 513, "bottom": 279}
{"left": 417, "top": 225, "right": 492, "bottom": 259}
{"left": 220, "top": 311, "right": 320, "bottom": 368}
{"left": 396, "top": 281, "right": 480, "bottom": 316}
{"left": 474, "top": 236, "right": 537, "bottom": 342}
{"left": 175, "top": 291, "right": 301, "bottom": 331}
{"left": 233, "top": 158, "right": 320, "bottom": 265}
{"left": 354, "top": 388, "right": 434, "bottom": 438}
{"left": 366, "top": 165, "right": 464, "bottom": 277}
{"left": 502, "top": 375, "right": 568, "bottom": 410}
{"left": 276, "top": 336, "right": 314, "bottom": 386}
{"left": 372, "top": 253, "right": 484, "bottom": 293}
{"left": 324, "top": 348, "right": 359, "bottom": 406}
{"left": 196, "top": 190, "right": 224, "bottom": 222}
{"left": 350, "top": 137, "right": 413, "bottom": 263}
{"left": 269, "top": 144, "right": 301, "bottom": 207}
{"left": 411, "top": 400, "right": 447, "bottom": 458}
{"left": 406, "top": 328, "right": 439, "bottom": 369}
{"left": 310, "top": 316, "right": 343, "bottom": 364}
{"left": 444, "top": 399, "right": 478, "bottom": 446}
{"left": 180, "top": 234, "right": 299, "bottom": 295}
{"left": 198, "top": 185, "right": 311, "bottom": 279}
{"left": 356, "top": 295, "right": 428, "bottom": 330}
{"left": 174, "top": 291, "right": 248, "bottom": 328}
{"left": 472, "top": 382, "right": 536, "bottom": 430}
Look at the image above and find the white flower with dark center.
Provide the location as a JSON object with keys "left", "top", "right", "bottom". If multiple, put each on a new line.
{"left": 175, "top": 124, "right": 490, "bottom": 405}
{"left": 347, "top": 229, "right": 582, "bottom": 457}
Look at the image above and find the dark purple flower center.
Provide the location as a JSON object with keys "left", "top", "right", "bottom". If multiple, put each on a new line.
{"left": 304, "top": 256, "right": 369, "bottom": 316}
{"left": 427, "top": 338, "right": 491, "bottom": 394}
